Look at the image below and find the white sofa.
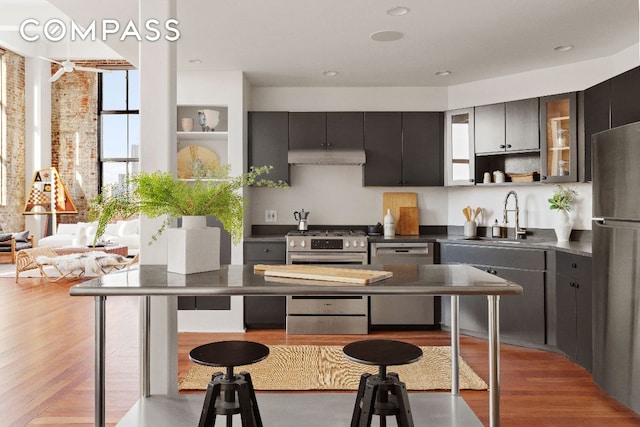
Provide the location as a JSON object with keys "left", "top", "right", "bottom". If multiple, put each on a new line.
{"left": 38, "top": 219, "right": 140, "bottom": 255}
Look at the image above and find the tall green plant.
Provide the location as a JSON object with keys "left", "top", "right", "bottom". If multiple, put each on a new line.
{"left": 88, "top": 165, "right": 286, "bottom": 245}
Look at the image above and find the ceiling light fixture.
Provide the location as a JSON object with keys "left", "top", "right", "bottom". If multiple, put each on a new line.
{"left": 323, "top": 70, "right": 338, "bottom": 77}
{"left": 188, "top": 59, "right": 202, "bottom": 64}
{"left": 369, "top": 30, "right": 404, "bottom": 42}
{"left": 435, "top": 71, "right": 451, "bottom": 76}
{"left": 387, "top": 6, "right": 410, "bottom": 16}
{"left": 554, "top": 45, "right": 574, "bottom": 52}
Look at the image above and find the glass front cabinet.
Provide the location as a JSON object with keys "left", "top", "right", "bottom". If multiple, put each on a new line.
{"left": 445, "top": 108, "right": 475, "bottom": 186}
{"left": 539, "top": 92, "right": 577, "bottom": 182}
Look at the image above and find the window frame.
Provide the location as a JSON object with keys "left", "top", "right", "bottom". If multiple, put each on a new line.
{"left": 97, "top": 68, "right": 140, "bottom": 191}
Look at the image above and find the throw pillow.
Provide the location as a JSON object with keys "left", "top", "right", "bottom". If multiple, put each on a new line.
{"left": 0, "top": 233, "right": 12, "bottom": 242}
{"left": 12, "top": 230, "right": 29, "bottom": 242}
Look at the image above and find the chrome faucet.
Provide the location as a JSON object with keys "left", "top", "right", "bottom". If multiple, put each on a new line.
{"left": 503, "top": 190, "right": 527, "bottom": 239}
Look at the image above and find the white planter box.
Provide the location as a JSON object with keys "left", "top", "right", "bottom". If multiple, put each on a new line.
{"left": 167, "top": 227, "right": 220, "bottom": 274}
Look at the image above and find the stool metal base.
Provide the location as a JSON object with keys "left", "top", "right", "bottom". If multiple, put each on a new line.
{"left": 199, "top": 371, "right": 262, "bottom": 427}
{"left": 351, "top": 372, "right": 414, "bottom": 427}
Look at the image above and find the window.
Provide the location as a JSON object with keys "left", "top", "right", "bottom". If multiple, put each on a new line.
{"left": 0, "top": 52, "right": 4, "bottom": 205}
{"left": 98, "top": 69, "right": 139, "bottom": 189}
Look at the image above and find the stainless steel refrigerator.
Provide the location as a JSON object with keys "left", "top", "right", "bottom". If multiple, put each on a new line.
{"left": 592, "top": 121, "right": 640, "bottom": 414}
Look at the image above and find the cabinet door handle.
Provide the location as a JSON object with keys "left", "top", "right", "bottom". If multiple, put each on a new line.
{"left": 571, "top": 263, "right": 577, "bottom": 268}
{"left": 541, "top": 175, "right": 547, "bottom": 180}
{"left": 499, "top": 144, "right": 506, "bottom": 149}
{"left": 327, "top": 142, "right": 333, "bottom": 147}
{"left": 575, "top": 283, "right": 580, "bottom": 288}
{"left": 506, "top": 144, "right": 512, "bottom": 148}
{"left": 486, "top": 269, "right": 497, "bottom": 275}
{"left": 264, "top": 248, "right": 270, "bottom": 252}
{"left": 469, "top": 178, "right": 475, "bottom": 183}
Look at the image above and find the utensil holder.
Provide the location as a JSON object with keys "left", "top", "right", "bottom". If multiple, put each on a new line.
{"left": 464, "top": 221, "right": 477, "bottom": 238}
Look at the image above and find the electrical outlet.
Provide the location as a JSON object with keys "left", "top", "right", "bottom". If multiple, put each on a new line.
{"left": 265, "top": 210, "right": 277, "bottom": 223}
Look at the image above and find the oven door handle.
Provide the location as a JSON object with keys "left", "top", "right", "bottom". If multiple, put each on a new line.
{"left": 288, "top": 253, "right": 367, "bottom": 264}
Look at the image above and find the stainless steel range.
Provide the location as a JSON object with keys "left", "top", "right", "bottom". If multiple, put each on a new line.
{"left": 285, "top": 230, "right": 369, "bottom": 334}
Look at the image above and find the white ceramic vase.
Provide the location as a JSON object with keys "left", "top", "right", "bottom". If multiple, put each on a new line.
{"left": 181, "top": 215, "right": 207, "bottom": 229}
{"left": 167, "top": 216, "right": 220, "bottom": 274}
{"left": 197, "top": 109, "right": 220, "bottom": 132}
{"left": 554, "top": 210, "right": 572, "bottom": 242}
{"left": 181, "top": 118, "right": 194, "bottom": 132}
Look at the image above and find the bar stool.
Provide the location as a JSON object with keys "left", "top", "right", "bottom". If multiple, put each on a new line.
{"left": 189, "top": 340, "right": 269, "bottom": 427}
{"left": 343, "top": 339, "right": 423, "bottom": 427}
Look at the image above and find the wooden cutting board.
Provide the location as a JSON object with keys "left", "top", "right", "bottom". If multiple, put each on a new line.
{"left": 382, "top": 192, "right": 418, "bottom": 235}
{"left": 397, "top": 206, "right": 419, "bottom": 235}
{"left": 254, "top": 264, "right": 392, "bottom": 285}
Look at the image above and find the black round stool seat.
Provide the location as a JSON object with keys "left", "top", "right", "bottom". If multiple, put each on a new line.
{"left": 343, "top": 340, "right": 423, "bottom": 427}
{"left": 190, "top": 341, "right": 269, "bottom": 427}
{"left": 343, "top": 339, "right": 423, "bottom": 368}
{"left": 190, "top": 340, "right": 269, "bottom": 368}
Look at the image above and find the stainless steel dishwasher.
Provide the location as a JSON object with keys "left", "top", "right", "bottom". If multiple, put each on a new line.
{"left": 369, "top": 242, "right": 435, "bottom": 326}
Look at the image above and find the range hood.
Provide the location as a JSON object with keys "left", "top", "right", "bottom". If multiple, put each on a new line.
{"left": 287, "top": 149, "right": 366, "bottom": 165}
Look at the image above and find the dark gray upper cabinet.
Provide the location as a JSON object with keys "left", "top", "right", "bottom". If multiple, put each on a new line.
{"left": 289, "top": 112, "right": 363, "bottom": 150}
{"left": 539, "top": 92, "right": 577, "bottom": 182}
{"left": 248, "top": 112, "right": 289, "bottom": 184}
{"left": 364, "top": 112, "right": 443, "bottom": 186}
{"left": 288, "top": 112, "right": 326, "bottom": 150}
{"left": 583, "top": 80, "right": 610, "bottom": 183}
{"left": 363, "top": 112, "right": 403, "bottom": 186}
{"left": 476, "top": 100, "right": 539, "bottom": 155}
{"left": 326, "top": 112, "right": 364, "bottom": 149}
{"left": 474, "top": 103, "right": 506, "bottom": 154}
{"left": 505, "top": 98, "right": 539, "bottom": 152}
{"left": 402, "top": 112, "right": 444, "bottom": 186}
{"left": 610, "top": 66, "right": 640, "bottom": 128}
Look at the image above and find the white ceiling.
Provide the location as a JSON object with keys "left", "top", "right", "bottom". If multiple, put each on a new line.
{"left": 0, "top": 0, "right": 638, "bottom": 87}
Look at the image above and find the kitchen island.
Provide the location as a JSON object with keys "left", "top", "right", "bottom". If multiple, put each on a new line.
{"left": 70, "top": 264, "right": 523, "bottom": 427}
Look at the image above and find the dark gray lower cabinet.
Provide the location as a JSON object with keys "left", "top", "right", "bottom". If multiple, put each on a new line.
{"left": 440, "top": 243, "right": 547, "bottom": 346}
{"left": 243, "top": 241, "right": 286, "bottom": 328}
{"left": 555, "top": 252, "right": 592, "bottom": 371}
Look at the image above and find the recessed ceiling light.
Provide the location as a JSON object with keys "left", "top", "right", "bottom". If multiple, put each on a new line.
{"left": 554, "top": 45, "right": 573, "bottom": 52}
{"left": 370, "top": 30, "right": 404, "bottom": 42}
{"left": 323, "top": 70, "right": 338, "bottom": 77}
{"left": 387, "top": 6, "right": 410, "bottom": 16}
{"left": 435, "top": 71, "right": 451, "bottom": 76}
{"left": 188, "top": 59, "right": 202, "bottom": 64}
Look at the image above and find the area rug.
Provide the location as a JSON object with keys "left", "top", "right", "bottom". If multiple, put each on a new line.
{"left": 179, "top": 345, "right": 487, "bottom": 391}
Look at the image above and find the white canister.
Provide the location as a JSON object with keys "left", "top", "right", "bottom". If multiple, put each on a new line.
{"left": 383, "top": 208, "right": 395, "bottom": 237}
{"left": 181, "top": 118, "right": 194, "bottom": 132}
{"left": 483, "top": 172, "right": 491, "bottom": 183}
{"left": 464, "top": 220, "right": 477, "bottom": 238}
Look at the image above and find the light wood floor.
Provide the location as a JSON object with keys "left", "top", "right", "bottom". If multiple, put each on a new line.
{"left": 2, "top": 273, "right": 640, "bottom": 426}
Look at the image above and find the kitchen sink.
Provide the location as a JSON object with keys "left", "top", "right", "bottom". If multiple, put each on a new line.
{"left": 463, "top": 237, "right": 527, "bottom": 244}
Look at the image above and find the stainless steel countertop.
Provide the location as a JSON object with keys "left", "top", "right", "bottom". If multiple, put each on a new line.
{"left": 69, "top": 264, "right": 523, "bottom": 297}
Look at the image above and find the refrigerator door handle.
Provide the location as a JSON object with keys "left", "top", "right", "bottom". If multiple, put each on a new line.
{"left": 595, "top": 219, "right": 640, "bottom": 230}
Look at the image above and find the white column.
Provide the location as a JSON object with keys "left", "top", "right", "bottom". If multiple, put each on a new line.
{"left": 139, "top": 0, "right": 178, "bottom": 396}
{"left": 24, "top": 58, "right": 51, "bottom": 240}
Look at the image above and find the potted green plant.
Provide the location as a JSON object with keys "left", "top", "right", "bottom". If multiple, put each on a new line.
{"left": 89, "top": 165, "right": 286, "bottom": 272}
{"left": 548, "top": 185, "right": 578, "bottom": 241}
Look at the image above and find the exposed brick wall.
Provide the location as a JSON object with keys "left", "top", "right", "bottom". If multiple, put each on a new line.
{"left": 51, "top": 67, "right": 99, "bottom": 224}
{"left": 50, "top": 59, "right": 131, "bottom": 225}
{"left": 0, "top": 48, "right": 26, "bottom": 232}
